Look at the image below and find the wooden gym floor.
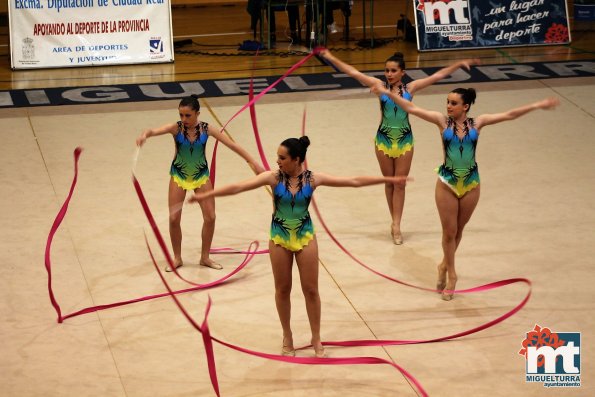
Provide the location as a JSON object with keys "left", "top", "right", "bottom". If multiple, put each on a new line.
{"left": 0, "top": 2, "right": 594, "bottom": 396}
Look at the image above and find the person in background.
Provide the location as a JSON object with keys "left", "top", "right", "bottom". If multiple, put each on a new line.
{"left": 247, "top": 1, "right": 300, "bottom": 45}
{"left": 306, "top": 0, "right": 352, "bottom": 39}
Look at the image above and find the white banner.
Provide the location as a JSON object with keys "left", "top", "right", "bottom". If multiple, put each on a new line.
{"left": 9, "top": 0, "right": 174, "bottom": 69}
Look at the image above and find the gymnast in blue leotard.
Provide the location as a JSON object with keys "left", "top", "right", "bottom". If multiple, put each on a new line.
{"left": 188, "top": 136, "right": 409, "bottom": 359}
{"left": 376, "top": 82, "right": 414, "bottom": 158}
{"left": 319, "top": 49, "right": 480, "bottom": 245}
{"left": 169, "top": 120, "right": 210, "bottom": 190}
{"left": 136, "top": 94, "right": 264, "bottom": 272}
{"left": 436, "top": 117, "right": 480, "bottom": 198}
{"left": 271, "top": 169, "right": 315, "bottom": 251}
{"left": 374, "top": 85, "right": 559, "bottom": 301}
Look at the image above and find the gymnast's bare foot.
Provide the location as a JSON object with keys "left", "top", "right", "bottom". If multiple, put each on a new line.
{"left": 436, "top": 262, "right": 447, "bottom": 292}
{"left": 199, "top": 258, "right": 223, "bottom": 270}
{"left": 312, "top": 339, "right": 326, "bottom": 358}
{"left": 442, "top": 276, "right": 458, "bottom": 301}
{"left": 281, "top": 335, "right": 295, "bottom": 357}
{"left": 165, "top": 259, "right": 183, "bottom": 272}
{"left": 391, "top": 224, "right": 403, "bottom": 245}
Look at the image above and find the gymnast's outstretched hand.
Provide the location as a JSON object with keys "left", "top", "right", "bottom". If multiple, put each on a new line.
{"left": 370, "top": 81, "right": 390, "bottom": 96}
{"left": 535, "top": 97, "right": 560, "bottom": 110}
{"left": 388, "top": 175, "right": 413, "bottom": 187}
{"left": 188, "top": 192, "right": 210, "bottom": 203}
{"left": 459, "top": 58, "right": 481, "bottom": 71}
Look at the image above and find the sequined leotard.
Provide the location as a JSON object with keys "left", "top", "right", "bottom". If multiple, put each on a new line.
{"left": 436, "top": 117, "right": 480, "bottom": 198}
{"left": 170, "top": 121, "right": 210, "bottom": 190}
{"left": 375, "top": 83, "right": 414, "bottom": 158}
{"left": 270, "top": 170, "right": 315, "bottom": 251}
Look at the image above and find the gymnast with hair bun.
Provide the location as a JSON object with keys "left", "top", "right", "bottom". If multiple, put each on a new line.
{"left": 136, "top": 94, "right": 265, "bottom": 272}
{"left": 319, "top": 49, "right": 480, "bottom": 245}
{"left": 189, "top": 136, "right": 409, "bottom": 358}
{"left": 371, "top": 84, "right": 559, "bottom": 301}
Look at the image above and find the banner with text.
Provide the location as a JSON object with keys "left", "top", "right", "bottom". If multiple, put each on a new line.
{"left": 413, "top": 0, "right": 571, "bottom": 51}
{"left": 9, "top": 0, "right": 174, "bottom": 69}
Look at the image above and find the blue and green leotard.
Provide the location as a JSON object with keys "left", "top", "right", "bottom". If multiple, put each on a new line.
{"left": 270, "top": 170, "right": 315, "bottom": 252}
{"left": 436, "top": 117, "right": 480, "bottom": 198}
{"left": 375, "top": 83, "right": 414, "bottom": 158}
{"left": 170, "top": 121, "right": 210, "bottom": 190}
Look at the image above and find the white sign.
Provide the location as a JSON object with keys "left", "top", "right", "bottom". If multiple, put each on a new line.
{"left": 9, "top": 0, "right": 174, "bottom": 69}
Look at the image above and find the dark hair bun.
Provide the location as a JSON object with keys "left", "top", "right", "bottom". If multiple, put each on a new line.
{"left": 299, "top": 136, "right": 311, "bottom": 149}
{"left": 179, "top": 95, "right": 201, "bottom": 111}
{"left": 466, "top": 88, "right": 477, "bottom": 104}
{"left": 386, "top": 52, "right": 406, "bottom": 68}
{"left": 280, "top": 136, "right": 310, "bottom": 164}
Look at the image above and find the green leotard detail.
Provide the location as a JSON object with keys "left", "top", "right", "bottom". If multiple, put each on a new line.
{"left": 270, "top": 170, "right": 315, "bottom": 252}
{"left": 170, "top": 121, "right": 210, "bottom": 191}
{"left": 375, "top": 84, "right": 414, "bottom": 158}
{"left": 436, "top": 117, "right": 480, "bottom": 198}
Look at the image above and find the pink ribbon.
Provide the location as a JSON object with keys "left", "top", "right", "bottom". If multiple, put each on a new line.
{"left": 44, "top": 148, "right": 259, "bottom": 323}
{"left": 209, "top": 49, "right": 322, "bottom": 186}
{"left": 134, "top": 50, "right": 433, "bottom": 396}
{"left": 143, "top": 238, "right": 429, "bottom": 396}
{"left": 132, "top": 174, "right": 257, "bottom": 286}
{"left": 45, "top": 49, "right": 533, "bottom": 397}
{"left": 44, "top": 147, "right": 82, "bottom": 322}
{"left": 229, "top": 68, "right": 531, "bottom": 395}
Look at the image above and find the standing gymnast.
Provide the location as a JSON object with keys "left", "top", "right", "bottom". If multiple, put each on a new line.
{"left": 318, "top": 49, "right": 479, "bottom": 245}
{"left": 189, "top": 136, "right": 409, "bottom": 357}
{"left": 372, "top": 84, "right": 559, "bottom": 300}
{"left": 136, "top": 95, "right": 265, "bottom": 272}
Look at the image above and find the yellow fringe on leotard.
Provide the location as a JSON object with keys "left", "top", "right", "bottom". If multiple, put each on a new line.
{"left": 271, "top": 230, "right": 315, "bottom": 252}
{"left": 376, "top": 141, "right": 413, "bottom": 158}
{"left": 171, "top": 174, "right": 209, "bottom": 191}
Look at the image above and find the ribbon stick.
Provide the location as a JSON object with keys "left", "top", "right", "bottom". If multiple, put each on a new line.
{"left": 210, "top": 247, "right": 269, "bottom": 255}
{"left": 209, "top": 140, "right": 220, "bottom": 187}
{"left": 314, "top": 52, "right": 340, "bottom": 72}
